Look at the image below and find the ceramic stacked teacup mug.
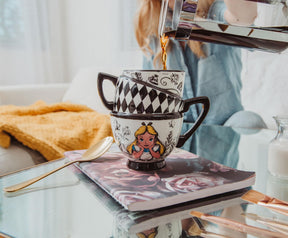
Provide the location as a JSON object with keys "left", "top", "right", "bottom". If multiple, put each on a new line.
{"left": 97, "top": 70, "right": 210, "bottom": 171}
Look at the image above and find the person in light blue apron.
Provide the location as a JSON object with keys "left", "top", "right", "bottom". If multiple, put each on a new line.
{"left": 134, "top": 0, "right": 266, "bottom": 129}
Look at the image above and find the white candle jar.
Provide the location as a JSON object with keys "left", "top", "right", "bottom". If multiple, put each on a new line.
{"left": 268, "top": 115, "right": 288, "bottom": 179}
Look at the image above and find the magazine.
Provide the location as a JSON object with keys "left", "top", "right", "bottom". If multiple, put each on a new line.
{"left": 71, "top": 165, "right": 249, "bottom": 236}
{"left": 65, "top": 146, "right": 255, "bottom": 211}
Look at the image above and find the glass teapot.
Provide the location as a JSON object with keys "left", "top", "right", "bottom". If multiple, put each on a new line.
{"left": 159, "top": 0, "right": 288, "bottom": 53}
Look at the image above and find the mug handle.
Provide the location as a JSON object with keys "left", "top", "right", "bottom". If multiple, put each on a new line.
{"left": 97, "top": 72, "right": 118, "bottom": 111}
{"left": 176, "top": 96, "right": 210, "bottom": 147}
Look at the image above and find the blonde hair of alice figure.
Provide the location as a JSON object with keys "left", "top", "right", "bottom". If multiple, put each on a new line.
{"left": 127, "top": 122, "right": 165, "bottom": 161}
{"left": 134, "top": 0, "right": 257, "bottom": 67}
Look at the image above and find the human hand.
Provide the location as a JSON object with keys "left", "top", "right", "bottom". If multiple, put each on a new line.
{"left": 134, "top": 145, "right": 142, "bottom": 152}
{"left": 152, "top": 144, "right": 160, "bottom": 152}
{"left": 224, "top": 0, "right": 257, "bottom": 26}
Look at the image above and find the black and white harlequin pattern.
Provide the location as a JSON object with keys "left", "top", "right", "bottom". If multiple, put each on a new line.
{"left": 114, "top": 80, "right": 183, "bottom": 114}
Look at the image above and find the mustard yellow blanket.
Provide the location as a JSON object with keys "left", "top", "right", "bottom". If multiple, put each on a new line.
{"left": 0, "top": 101, "right": 113, "bottom": 161}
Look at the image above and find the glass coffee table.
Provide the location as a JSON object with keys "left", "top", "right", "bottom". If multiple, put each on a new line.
{"left": 0, "top": 124, "right": 287, "bottom": 238}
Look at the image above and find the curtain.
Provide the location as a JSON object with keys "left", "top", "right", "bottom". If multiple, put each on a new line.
{"left": 62, "top": 0, "right": 142, "bottom": 80}
{"left": 0, "top": 0, "right": 65, "bottom": 85}
{"left": 0, "top": 0, "right": 142, "bottom": 86}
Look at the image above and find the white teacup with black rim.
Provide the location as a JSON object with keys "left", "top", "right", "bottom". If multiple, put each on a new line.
{"left": 122, "top": 70, "right": 185, "bottom": 97}
{"left": 98, "top": 73, "right": 184, "bottom": 114}
{"left": 110, "top": 96, "right": 210, "bottom": 171}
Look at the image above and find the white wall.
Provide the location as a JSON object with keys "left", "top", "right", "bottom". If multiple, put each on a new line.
{"left": 241, "top": 49, "right": 288, "bottom": 129}
{"left": 0, "top": 0, "right": 66, "bottom": 85}
{"left": 62, "top": 0, "right": 142, "bottom": 81}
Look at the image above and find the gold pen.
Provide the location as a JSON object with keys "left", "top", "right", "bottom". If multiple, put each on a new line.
{"left": 241, "top": 190, "right": 288, "bottom": 216}
{"left": 0, "top": 232, "right": 13, "bottom": 238}
{"left": 242, "top": 212, "right": 288, "bottom": 235}
{"left": 190, "top": 211, "right": 287, "bottom": 238}
{"left": 187, "top": 218, "right": 230, "bottom": 238}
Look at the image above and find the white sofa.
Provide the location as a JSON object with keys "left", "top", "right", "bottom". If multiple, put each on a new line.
{"left": 0, "top": 83, "right": 69, "bottom": 176}
{"left": 0, "top": 60, "right": 287, "bottom": 176}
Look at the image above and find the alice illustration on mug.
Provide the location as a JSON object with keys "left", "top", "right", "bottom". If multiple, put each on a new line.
{"left": 127, "top": 122, "right": 165, "bottom": 161}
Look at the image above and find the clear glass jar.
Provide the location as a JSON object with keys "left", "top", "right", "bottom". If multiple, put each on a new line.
{"left": 268, "top": 115, "right": 288, "bottom": 179}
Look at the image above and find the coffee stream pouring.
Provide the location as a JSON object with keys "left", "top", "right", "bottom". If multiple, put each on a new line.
{"left": 159, "top": 0, "right": 288, "bottom": 53}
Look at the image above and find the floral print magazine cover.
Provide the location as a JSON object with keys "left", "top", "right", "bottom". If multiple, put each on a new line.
{"left": 65, "top": 148, "right": 255, "bottom": 211}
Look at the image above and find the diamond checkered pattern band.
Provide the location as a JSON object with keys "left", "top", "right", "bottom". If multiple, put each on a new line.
{"left": 114, "top": 80, "right": 183, "bottom": 114}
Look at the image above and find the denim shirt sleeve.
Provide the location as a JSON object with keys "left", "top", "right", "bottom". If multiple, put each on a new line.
{"left": 142, "top": 54, "right": 154, "bottom": 69}
{"left": 207, "top": 0, "right": 227, "bottom": 23}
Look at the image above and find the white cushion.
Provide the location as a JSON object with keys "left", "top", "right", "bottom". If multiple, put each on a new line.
{"left": 62, "top": 68, "right": 122, "bottom": 114}
{"left": 0, "top": 84, "right": 69, "bottom": 106}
